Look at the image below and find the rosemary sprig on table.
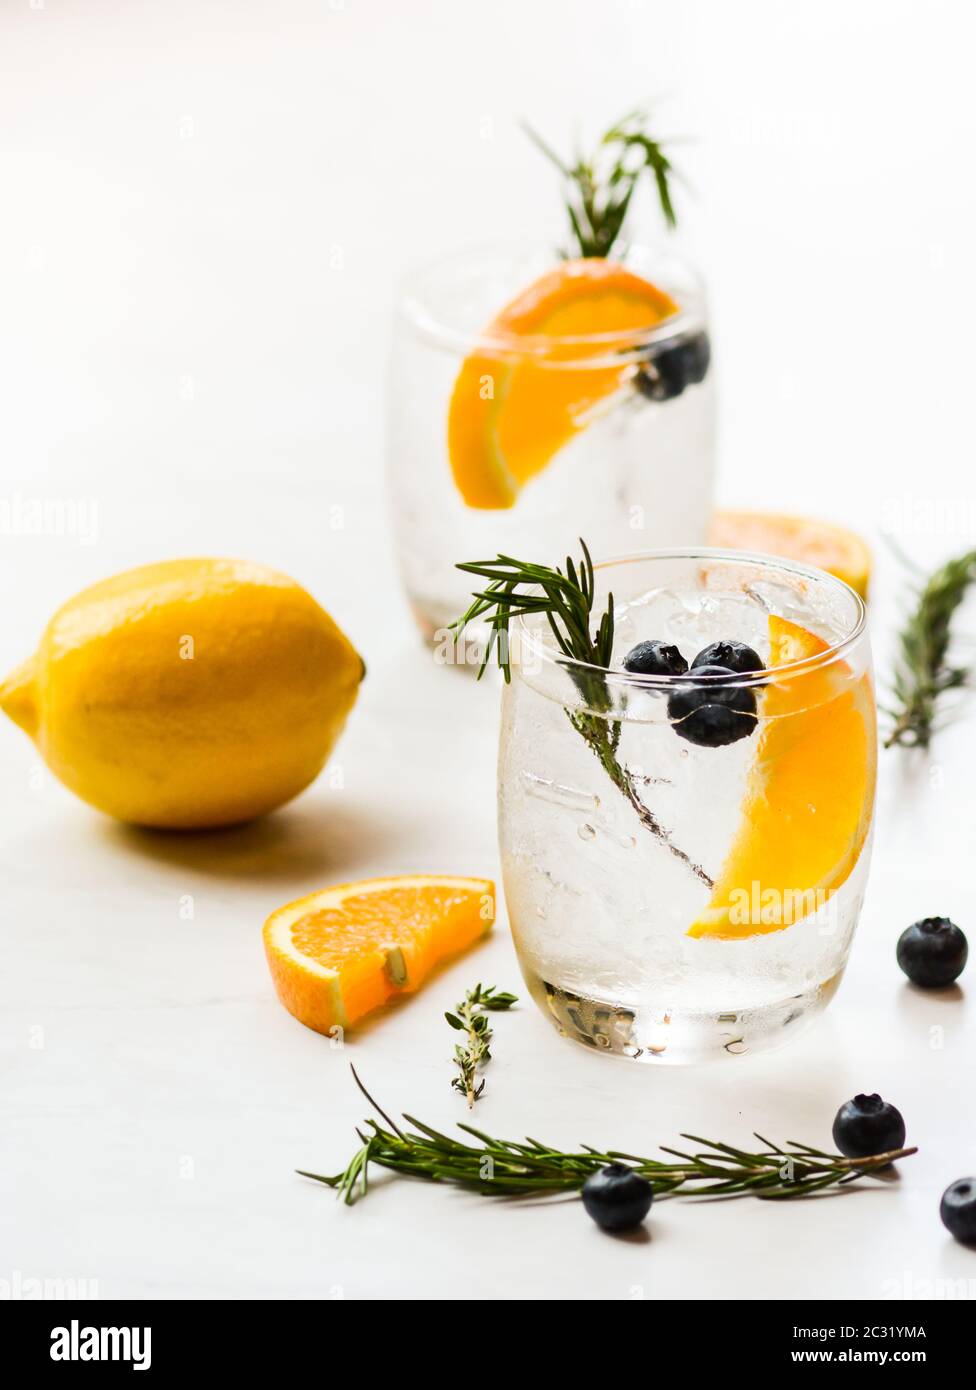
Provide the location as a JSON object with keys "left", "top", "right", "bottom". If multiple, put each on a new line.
{"left": 523, "top": 109, "right": 678, "bottom": 259}
{"left": 299, "top": 1068, "right": 917, "bottom": 1206}
{"left": 885, "top": 548, "right": 976, "bottom": 749}
{"left": 447, "top": 983, "right": 518, "bottom": 1107}
{"left": 451, "top": 542, "right": 712, "bottom": 886}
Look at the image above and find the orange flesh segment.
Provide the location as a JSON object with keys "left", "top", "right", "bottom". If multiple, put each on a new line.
{"left": 448, "top": 260, "right": 678, "bottom": 509}
{"left": 708, "top": 511, "right": 872, "bottom": 599}
{"left": 687, "top": 615, "right": 876, "bottom": 940}
{"left": 263, "top": 876, "right": 495, "bottom": 1035}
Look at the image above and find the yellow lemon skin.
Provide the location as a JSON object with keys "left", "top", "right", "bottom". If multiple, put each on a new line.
{"left": 0, "top": 558, "right": 363, "bottom": 829}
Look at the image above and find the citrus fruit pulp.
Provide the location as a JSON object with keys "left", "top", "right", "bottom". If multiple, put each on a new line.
{"left": 687, "top": 615, "right": 876, "bottom": 940}
{"left": 708, "top": 511, "right": 871, "bottom": 599}
{"left": 448, "top": 259, "right": 678, "bottom": 509}
{"left": 263, "top": 875, "right": 495, "bottom": 1035}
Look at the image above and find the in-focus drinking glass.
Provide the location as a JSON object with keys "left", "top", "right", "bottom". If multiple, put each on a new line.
{"left": 387, "top": 244, "right": 715, "bottom": 648}
{"left": 498, "top": 550, "right": 876, "bottom": 1063}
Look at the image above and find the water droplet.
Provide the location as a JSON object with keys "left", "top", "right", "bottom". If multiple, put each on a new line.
{"left": 578, "top": 822, "right": 596, "bottom": 841}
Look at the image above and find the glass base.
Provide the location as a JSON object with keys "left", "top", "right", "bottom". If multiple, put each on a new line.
{"left": 410, "top": 599, "right": 493, "bottom": 675}
{"left": 528, "top": 971, "right": 842, "bottom": 1065}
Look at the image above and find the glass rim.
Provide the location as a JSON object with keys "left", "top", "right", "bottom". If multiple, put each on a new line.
{"left": 511, "top": 546, "right": 868, "bottom": 693}
{"left": 395, "top": 239, "right": 707, "bottom": 363}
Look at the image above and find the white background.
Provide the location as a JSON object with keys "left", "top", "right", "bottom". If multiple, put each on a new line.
{"left": 1, "top": 0, "right": 975, "bottom": 1301}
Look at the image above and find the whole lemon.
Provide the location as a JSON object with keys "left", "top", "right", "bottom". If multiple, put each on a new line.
{"left": 0, "top": 558, "right": 364, "bottom": 828}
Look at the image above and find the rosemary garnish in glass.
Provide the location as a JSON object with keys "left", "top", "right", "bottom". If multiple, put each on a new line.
{"left": 300, "top": 1067, "right": 917, "bottom": 1206}
{"left": 522, "top": 109, "right": 679, "bottom": 259}
{"left": 447, "top": 983, "right": 518, "bottom": 1107}
{"left": 885, "top": 547, "right": 976, "bottom": 749}
{"left": 451, "top": 542, "right": 712, "bottom": 886}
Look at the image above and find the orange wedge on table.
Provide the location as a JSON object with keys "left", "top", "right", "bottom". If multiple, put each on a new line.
{"left": 709, "top": 511, "right": 872, "bottom": 599}
{"left": 263, "top": 875, "right": 495, "bottom": 1035}
{"left": 688, "top": 616, "right": 876, "bottom": 940}
{"left": 448, "top": 259, "right": 678, "bottom": 508}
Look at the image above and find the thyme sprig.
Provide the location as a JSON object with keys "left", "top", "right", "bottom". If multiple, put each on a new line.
{"left": 447, "top": 983, "right": 518, "bottom": 1107}
{"left": 451, "top": 542, "right": 712, "bottom": 886}
{"left": 523, "top": 109, "right": 679, "bottom": 260}
{"left": 300, "top": 1068, "right": 917, "bottom": 1207}
{"left": 885, "top": 548, "right": 976, "bottom": 749}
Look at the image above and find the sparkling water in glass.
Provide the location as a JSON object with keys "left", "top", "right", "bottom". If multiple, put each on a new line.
{"left": 387, "top": 244, "right": 715, "bottom": 649}
{"left": 497, "top": 550, "right": 876, "bottom": 1063}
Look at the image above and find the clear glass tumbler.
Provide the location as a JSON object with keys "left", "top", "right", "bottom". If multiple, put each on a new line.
{"left": 498, "top": 549, "right": 876, "bottom": 1063}
{"left": 387, "top": 244, "right": 715, "bottom": 648}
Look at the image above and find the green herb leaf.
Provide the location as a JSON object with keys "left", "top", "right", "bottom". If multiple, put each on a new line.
{"left": 302, "top": 1067, "right": 918, "bottom": 1207}
{"left": 885, "top": 548, "right": 976, "bottom": 749}
{"left": 523, "top": 110, "right": 680, "bottom": 259}
{"left": 447, "top": 984, "right": 518, "bottom": 1107}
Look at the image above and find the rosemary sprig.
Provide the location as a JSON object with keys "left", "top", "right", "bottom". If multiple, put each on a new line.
{"left": 523, "top": 109, "right": 678, "bottom": 260}
{"left": 299, "top": 1068, "right": 917, "bottom": 1207}
{"left": 451, "top": 542, "right": 712, "bottom": 886}
{"left": 447, "top": 983, "right": 518, "bottom": 1107}
{"left": 451, "top": 539, "right": 611, "bottom": 683}
{"left": 885, "top": 548, "right": 976, "bottom": 749}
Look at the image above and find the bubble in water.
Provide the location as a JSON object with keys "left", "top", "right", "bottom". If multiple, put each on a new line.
{"left": 522, "top": 772, "right": 600, "bottom": 813}
{"left": 743, "top": 584, "right": 772, "bottom": 614}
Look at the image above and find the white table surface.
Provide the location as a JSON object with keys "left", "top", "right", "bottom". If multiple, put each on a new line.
{"left": 2, "top": 0, "right": 976, "bottom": 1301}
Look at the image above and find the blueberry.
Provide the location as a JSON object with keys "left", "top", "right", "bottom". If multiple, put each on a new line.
{"left": 940, "top": 1178, "right": 976, "bottom": 1244}
{"left": 635, "top": 331, "right": 711, "bottom": 402}
{"left": 622, "top": 640, "right": 688, "bottom": 677}
{"left": 831, "top": 1094, "right": 906, "bottom": 1158}
{"left": 581, "top": 1163, "right": 653, "bottom": 1233}
{"left": 896, "top": 917, "right": 968, "bottom": 988}
{"left": 692, "top": 640, "right": 764, "bottom": 676}
{"left": 666, "top": 664, "right": 756, "bottom": 748}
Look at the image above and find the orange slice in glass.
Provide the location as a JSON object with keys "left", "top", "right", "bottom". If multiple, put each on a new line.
{"left": 708, "top": 511, "right": 872, "bottom": 599}
{"left": 448, "top": 260, "right": 678, "bottom": 509}
{"left": 264, "top": 875, "right": 495, "bottom": 1035}
{"left": 687, "top": 616, "right": 876, "bottom": 940}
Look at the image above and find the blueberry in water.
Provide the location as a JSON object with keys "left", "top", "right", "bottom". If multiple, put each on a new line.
{"left": 666, "top": 664, "right": 756, "bottom": 747}
{"left": 692, "top": 640, "right": 764, "bottom": 676}
{"left": 896, "top": 917, "right": 968, "bottom": 988}
{"left": 940, "top": 1178, "right": 976, "bottom": 1243}
{"left": 831, "top": 1094, "right": 906, "bottom": 1158}
{"left": 581, "top": 1163, "right": 654, "bottom": 1233}
{"left": 635, "top": 331, "right": 711, "bottom": 402}
{"left": 622, "top": 640, "right": 688, "bottom": 677}
{"left": 676, "top": 331, "right": 711, "bottom": 385}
